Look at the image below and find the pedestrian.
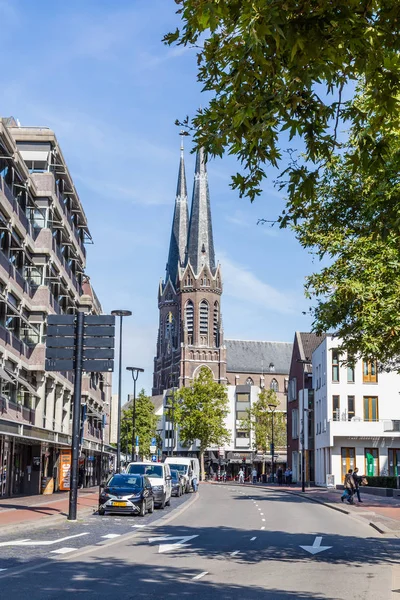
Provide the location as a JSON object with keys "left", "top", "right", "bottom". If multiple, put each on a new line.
{"left": 341, "top": 468, "right": 355, "bottom": 504}
{"left": 192, "top": 475, "right": 198, "bottom": 493}
{"left": 252, "top": 467, "right": 258, "bottom": 484}
{"left": 78, "top": 464, "right": 86, "bottom": 489}
{"left": 284, "top": 468, "right": 289, "bottom": 484}
{"left": 277, "top": 467, "right": 283, "bottom": 486}
{"left": 353, "top": 467, "right": 363, "bottom": 503}
{"left": 238, "top": 468, "right": 244, "bottom": 484}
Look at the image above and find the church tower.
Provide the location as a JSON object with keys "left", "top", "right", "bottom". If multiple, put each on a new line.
{"left": 152, "top": 143, "right": 226, "bottom": 395}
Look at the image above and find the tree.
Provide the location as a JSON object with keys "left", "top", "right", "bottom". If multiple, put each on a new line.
{"left": 164, "top": 2, "right": 400, "bottom": 364}
{"left": 242, "top": 388, "right": 286, "bottom": 474}
{"left": 120, "top": 389, "right": 159, "bottom": 460}
{"left": 173, "top": 367, "right": 231, "bottom": 478}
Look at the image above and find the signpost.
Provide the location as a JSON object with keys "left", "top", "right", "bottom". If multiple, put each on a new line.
{"left": 45, "top": 313, "right": 115, "bottom": 521}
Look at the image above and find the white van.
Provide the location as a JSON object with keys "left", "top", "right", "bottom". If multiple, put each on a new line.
{"left": 127, "top": 462, "right": 172, "bottom": 509}
{"left": 165, "top": 457, "right": 200, "bottom": 493}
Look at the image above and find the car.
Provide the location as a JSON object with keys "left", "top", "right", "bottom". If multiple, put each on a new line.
{"left": 98, "top": 473, "right": 154, "bottom": 517}
{"left": 171, "top": 469, "right": 184, "bottom": 497}
{"left": 165, "top": 457, "right": 200, "bottom": 493}
{"left": 126, "top": 462, "right": 172, "bottom": 509}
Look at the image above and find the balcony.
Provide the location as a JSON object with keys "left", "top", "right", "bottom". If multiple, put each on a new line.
{"left": 327, "top": 418, "right": 400, "bottom": 441}
{"left": 235, "top": 438, "right": 251, "bottom": 448}
{"left": 0, "top": 177, "right": 32, "bottom": 236}
{"left": 56, "top": 190, "right": 86, "bottom": 258}
{"left": 0, "top": 397, "right": 35, "bottom": 425}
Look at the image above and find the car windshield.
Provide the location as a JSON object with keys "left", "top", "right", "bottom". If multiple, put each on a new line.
{"left": 168, "top": 464, "right": 188, "bottom": 474}
{"left": 107, "top": 475, "right": 142, "bottom": 490}
{"left": 171, "top": 470, "right": 180, "bottom": 482}
{"left": 127, "top": 464, "right": 163, "bottom": 478}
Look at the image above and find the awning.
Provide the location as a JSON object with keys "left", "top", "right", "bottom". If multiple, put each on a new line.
{"left": 4, "top": 368, "right": 40, "bottom": 397}
{"left": 0, "top": 367, "right": 13, "bottom": 384}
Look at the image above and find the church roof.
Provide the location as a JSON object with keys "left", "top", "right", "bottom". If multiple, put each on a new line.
{"left": 225, "top": 339, "right": 293, "bottom": 375}
{"left": 186, "top": 148, "right": 216, "bottom": 276}
{"left": 165, "top": 145, "right": 189, "bottom": 284}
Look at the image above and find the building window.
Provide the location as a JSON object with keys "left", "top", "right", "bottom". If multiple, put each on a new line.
{"left": 332, "top": 395, "right": 340, "bottom": 421}
{"left": 288, "top": 377, "right": 297, "bottom": 402}
{"left": 388, "top": 449, "right": 400, "bottom": 477}
{"left": 292, "top": 409, "right": 299, "bottom": 439}
{"left": 347, "top": 362, "right": 355, "bottom": 383}
{"left": 185, "top": 301, "right": 194, "bottom": 344}
{"left": 363, "top": 361, "right": 377, "bottom": 383}
{"left": 213, "top": 302, "right": 219, "bottom": 347}
{"left": 236, "top": 410, "right": 248, "bottom": 421}
{"left": 199, "top": 300, "right": 209, "bottom": 345}
{"left": 246, "top": 377, "right": 254, "bottom": 385}
{"left": 347, "top": 396, "right": 355, "bottom": 421}
{"left": 365, "top": 448, "right": 379, "bottom": 476}
{"left": 236, "top": 393, "right": 250, "bottom": 404}
{"left": 332, "top": 349, "right": 339, "bottom": 382}
{"left": 270, "top": 378, "right": 279, "bottom": 392}
{"left": 364, "top": 396, "right": 378, "bottom": 422}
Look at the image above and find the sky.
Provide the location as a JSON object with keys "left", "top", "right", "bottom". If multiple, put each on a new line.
{"left": 1, "top": 0, "right": 316, "bottom": 397}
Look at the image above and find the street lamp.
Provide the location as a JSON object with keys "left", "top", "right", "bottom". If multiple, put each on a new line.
{"left": 126, "top": 366, "right": 144, "bottom": 462}
{"left": 268, "top": 403, "right": 277, "bottom": 483}
{"left": 111, "top": 309, "right": 132, "bottom": 472}
{"left": 297, "top": 358, "right": 312, "bottom": 492}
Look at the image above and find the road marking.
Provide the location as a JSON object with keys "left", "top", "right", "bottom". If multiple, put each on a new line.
{"left": 0, "top": 569, "right": 7, "bottom": 572}
{"left": 250, "top": 537, "right": 256, "bottom": 541}
{"left": 260, "top": 513, "right": 264, "bottom": 516}
{"left": 192, "top": 571, "right": 208, "bottom": 580}
{"left": 132, "top": 524, "right": 146, "bottom": 528}
{"left": 101, "top": 534, "right": 121, "bottom": 539}
{"left": 0, "top": 533, "right": 89, "bottom": 548}
{"left": 261, "top": 526, "right": 265, "bottom": 530}
{"left": 262, "top": 518, "right": 265, "bottom": 522}
{"left": 51, "top": 547, "right": 77, "bottom": 555}
{"left": 230, "top": 550, "right": 240, "bottom": 557}
{"left": 300, "top": 536, "right": 332, "bottom": 555}
{"left": 258, "top": 508, "right": 261, "bottom": 511}
{"left": 148, "top": 535, "right": 199, "bottom": 554}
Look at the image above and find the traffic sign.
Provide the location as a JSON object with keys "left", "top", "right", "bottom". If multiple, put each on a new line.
{"left": 150, "top": 445, "right": 157, "bottom": 453}
{"left": 151, "top": 455, "right": 157, "bottom": 462}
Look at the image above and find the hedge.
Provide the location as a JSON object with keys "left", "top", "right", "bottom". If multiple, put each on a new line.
{"left": 364, "top": 476, "right": 397, "bottom": 489}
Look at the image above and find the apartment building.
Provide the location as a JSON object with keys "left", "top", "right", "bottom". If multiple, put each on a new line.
{"left": 0, "top": 117, "right": 113, "bottom": 497}
{"left": 313, "top": 335, "right": 400, "bottom": 486}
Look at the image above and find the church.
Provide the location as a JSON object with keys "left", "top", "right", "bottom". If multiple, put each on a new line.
{"left": 152, "top": 142, "right": 292, "bottom": 478}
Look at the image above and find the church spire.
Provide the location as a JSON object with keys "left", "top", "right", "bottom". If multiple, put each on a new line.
{"left": 165, "top": 136, "right": 189, "bottom": 285}
{"left": 186, "top": 147, "right": 216, "bottom": 275}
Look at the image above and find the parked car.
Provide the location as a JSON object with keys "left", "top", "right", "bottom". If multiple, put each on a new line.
{"left": 126, "top": 462, "right": 172, "bottom": 509}
{"left": 165, "top": 457, "right": 200, "bottom": 493}
{"left": 171, "top": 469, "right": 184, "bottom": 497}
{"left": 98, "top": 473, "right": 154, "bottom": 517}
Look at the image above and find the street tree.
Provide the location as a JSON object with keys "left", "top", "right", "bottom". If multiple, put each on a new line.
{"left": 242, "top": 388, "right": 286, "bottom": 475}
{"left": 173, "top": 367, "right": 231, "bottom": 478}
{"left": 164, "top": 2, "right": 400, "bottom": 364}
{"left": 120, "top": 389, "right": 158, "bottom": 460}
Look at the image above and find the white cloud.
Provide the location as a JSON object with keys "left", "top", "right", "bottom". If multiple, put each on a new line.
{"left": 220, "top": 254, "right": 296, "bottom": 315}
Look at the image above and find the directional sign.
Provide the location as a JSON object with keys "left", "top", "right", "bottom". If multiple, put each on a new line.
{"left": 148, "top": 535, "right": 199, "bottom": 553}
{"left": 46, "top": 348, "right": 75, "bottom": 360}
{"left": 83, "top": 337, "right": 115, "bottom": 348}
{"left": 47, "top": 324, "right": 75, "bottom": 337}
{"left": 84, "top": 326, "right": 115, "bottom": 337}
{"left": 300, "top": 536, "right": 332, "bottom": 555}
{"left": 45, "top": 359, "right": 74, "bottom": 371}
{"left": 83, "top": 348, "right": 114, "bottom": 360}
{"left": 83, "top": 359, "right": 113, "bottom": 372}
{"left": 48, "top": 315, "right": 75, "bottom": 325}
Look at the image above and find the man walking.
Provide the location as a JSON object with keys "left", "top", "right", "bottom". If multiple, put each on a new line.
{"left": 341, "top": 468, "right": 355, "bottom": 504}
{"left": 252, "top": 467, "right": 258, "bottom": 484}
{"left": 238, "top": 468, "right": 245, "bottom": 484}
{"left": 353, "top": 467, "right": 363, "bottom": 503}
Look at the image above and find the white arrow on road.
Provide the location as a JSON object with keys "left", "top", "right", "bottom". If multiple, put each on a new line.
{"left": 148, "top": 535, "right": 198, "bottom": 553}
{"left": 0, "top": 533, "right": 89, "bottom": 547}
{"left": 300, "top": 536, "right": 332, "bottom": 555}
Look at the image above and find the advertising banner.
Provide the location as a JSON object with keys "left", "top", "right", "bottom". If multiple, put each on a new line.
{"left": 59, "top": 449, "right": 71, "bottom": 491}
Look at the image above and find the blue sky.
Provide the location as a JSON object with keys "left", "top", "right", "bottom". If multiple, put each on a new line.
{"left": 1, "top": 0, "right": 315, "bottom": 396}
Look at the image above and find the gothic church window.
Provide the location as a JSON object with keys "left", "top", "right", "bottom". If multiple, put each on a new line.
{"left": 213, "top": 301, "right": 219, "bottom": 347}
{"left": 270, "top": 378, "right": 279, "bottom": 392}
{"left": 185, "top": 301, "right": 194, "bottom": 345}
{"left": 199, "top": 300, "right": 209, "bottom": 345}
{"left": 165, "top": 313, "right": 175, "bottom": 348}
{"left": 246, "top": 377, "right": 254, "bottom": 385}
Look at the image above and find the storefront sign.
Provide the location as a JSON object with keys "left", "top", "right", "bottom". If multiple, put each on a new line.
{"left": 59, "top": 449, "right": 71, "bottom": 491}
{"left": 326, "top": 474, "right": 335, "bottom": 488}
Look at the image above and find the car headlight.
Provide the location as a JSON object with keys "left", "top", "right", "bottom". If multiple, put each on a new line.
{"left": 152, "top": 485, "right": 164, "bottom": 491}
{"left": 129, "top": 495, "right": 142, "bottom": 501}
{"left": 101, "top": 493, "right": 117, "bottom": 501}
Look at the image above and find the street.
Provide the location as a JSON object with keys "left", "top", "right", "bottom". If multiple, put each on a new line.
{"left": 0, "top": 484, "right": 398, "bottom": 599}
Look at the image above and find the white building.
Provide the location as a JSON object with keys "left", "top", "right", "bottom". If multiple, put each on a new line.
{"left": 313, "top": 336, "right": 400, "bottom": 486}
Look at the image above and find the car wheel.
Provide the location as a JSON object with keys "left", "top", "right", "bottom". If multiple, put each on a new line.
{"left": 158, "top": 495, "right": 166, "bottom": 510}
{"left": 186, "top": 484, "right": 190, "bottom": 494}
{"left": 149, "top": 499, "right": 154, "bottom": 514}
{"left": 98, "top": 507, "right": 105, "bottom": 516}
{"left": 178, "top": 487, "right": 181, "bottom": 497}
{"left": 139, "top": 501, "right": 146, "bottom": 517}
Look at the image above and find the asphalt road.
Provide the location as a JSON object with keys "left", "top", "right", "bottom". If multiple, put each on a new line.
{"left": 0, "top": 484, "right": 399, "bottom": 599}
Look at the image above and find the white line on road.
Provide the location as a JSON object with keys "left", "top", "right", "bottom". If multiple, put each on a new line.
{"left": 230, "top": 551, "right": 240, "bottom": 557}
{"left": 101, "top": 534, "right": 121, "bottom": 539}
{"left": 132, "top": 524, "right": 146, "bottom": 528}
{"left": 262, "top": 518, "right": 265, "bottom": 522}
{"left": 0, "top": 533, "right": 89, "bottom": 548}
{"left": 261, "top": 526, "right": 265, "bottom": 530}
{"left": 192, "top": 571, "right": 208, "bottom": 580}
{"left": 260, "top": 513, "right": 264, "bottom": 516}
{"left": 51, "top": 547, "right": 77, "bottom": 555}
{"left": 300, "top": 536, "right": 332, "bottom": 555}
{"left": 250, "top": 537, "right": 256, "bottom": 541}
{"left": 0, "top": 569, "right": 7, "bottom": 572}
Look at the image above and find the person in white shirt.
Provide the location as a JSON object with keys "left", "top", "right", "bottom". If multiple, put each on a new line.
{"left": 238, "top": 468, "right": 245, "bottom": 484}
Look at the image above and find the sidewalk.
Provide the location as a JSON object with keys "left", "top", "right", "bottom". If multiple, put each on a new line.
{"left": 0, "top": 487, "right": 99, "bottom": 536}
{"left": 219, "top": 482, "right": 400, "bottom": 535}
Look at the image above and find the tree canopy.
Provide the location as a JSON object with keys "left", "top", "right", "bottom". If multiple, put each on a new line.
{"left": 120, "top": 389, "right": 159, "bottom": 459}
{"left": 165, "top": 1, "right": 400, "bottom": 364}
{"left": 174, "top": 367, "right": 230, "bottom": 476}
{"left": 242, "top": 388, "right": 286, "bottom": 459}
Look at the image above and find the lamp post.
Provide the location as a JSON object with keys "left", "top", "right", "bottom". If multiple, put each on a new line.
{"left": 268, "top": 403, "right": 277, "bottom": 483}
{"left": 297, "top": 358, "right": 312, "bottom": 492}
{"left": 126, "top": 366, "right": 144, "bottom": 462}
{"left": 111, "top": 309, "right": 132, "bottom": 473}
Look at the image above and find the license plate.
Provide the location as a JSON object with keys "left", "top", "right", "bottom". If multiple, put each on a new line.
{"left": 112, "top": 501, "right": 126, "bottom": 507}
